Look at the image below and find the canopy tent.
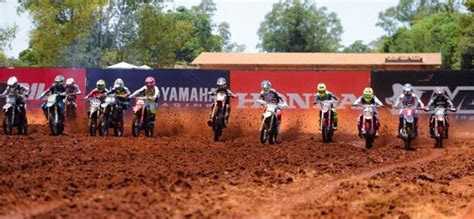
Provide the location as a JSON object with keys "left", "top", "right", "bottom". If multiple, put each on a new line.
{"left": 106, "top": 62, "right": 153, "bottom": 69}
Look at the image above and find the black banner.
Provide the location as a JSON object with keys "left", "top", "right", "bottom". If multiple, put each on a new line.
{"left": 371, "top": 70, "right": 474, "bottom": 121}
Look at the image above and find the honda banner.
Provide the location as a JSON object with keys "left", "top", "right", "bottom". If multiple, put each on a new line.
{"left": 371, "top": 70, "right": 474, "bottom": 121}
{"left": 0, "top": 68, "right": 86, "bottom": 110}
{"left": 86, "top": 68, "right": 229, "bottom": 108}
{"left": 230, "top": 71, "right": 371, "bottom": 109}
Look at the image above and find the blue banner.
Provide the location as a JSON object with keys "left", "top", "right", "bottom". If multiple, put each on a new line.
{"left": 86, "top": 68, "right": 229, "bottom": 108}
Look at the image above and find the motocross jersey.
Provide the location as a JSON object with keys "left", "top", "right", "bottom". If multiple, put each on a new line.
{"left": 393, "top": 93, "right": 425, "bottom": 108}
{"left": 1, "top": 84, "right": 30, "bottom": 104}
{"left": 259, "top": 89, "right": 283, "bottom": 104}
{"left": 130, "top": 86, "right": 160, "bottom": 101}
{"left": 65, "top": 84, "right": 82, "bottom": 100}
{"left": 2, "top": 84, "right": 30, "bottom": 97}
{"left": 39, "top": 84, "right": 66, "bottom": 99}
{"left": 426, "top": 94, "right": 454, "bottom": 109}
{"left": 353, "top": 96, "right": 384, "bottom": 107}
{"left": 85, "top": 88, "right": 109, "bottom": 99}
{"left": 209, "top": 88, "right": 236, "bottom": 104}
{"left": 107, "top": 87, "right": 131, "bottom": 98}
{"left": 315, "top": 91, "right": 339, "bottom": 109}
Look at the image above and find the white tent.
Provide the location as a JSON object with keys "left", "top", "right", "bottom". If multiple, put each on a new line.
{"left": 106, "top": 62, "right": 139, "bottom": 69}
{"left": 136, "top": 65, "right": 152, "bottom": 70}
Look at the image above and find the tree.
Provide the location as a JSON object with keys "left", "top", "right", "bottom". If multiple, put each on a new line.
{"left": 218, "top": 22, "right": 246, "bottom": 52}
{"left": 342, "top": 40, "right": 371, "bottom": 53}
{"left": 174, "top": 1, "right": 223, "bottom": 63}
{"left": 0, "top": 25, "right": 18, "bottom": 67}
{"left": 19, "top": 0, "right": 108, "bottom": 67}
{"left": 257, "top": 0, "right": 342, "bottom": 52}
{"left": 382, "top": 13, "right": 462, "bottom": 69}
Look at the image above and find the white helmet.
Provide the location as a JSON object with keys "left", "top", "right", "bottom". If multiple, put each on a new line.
{"left": 114, "top": 78, "right": 124, "bottom": 89}
{"left": 66, "top": 78, "right": 75, "bottom": 86}
{"left": 261, "top": 80, "right": 271, "bottom": 92}
{"left": 7, "top": 76, "right": 18, "bottom": 87}
{"left": 216, "top": 77, "right": 226, "bottom": 88}
{"left": 54, "top": 75, "right": 65, "bottom": 86}
{"left": 403, "top": 83, "right": 413, "bottom": 96}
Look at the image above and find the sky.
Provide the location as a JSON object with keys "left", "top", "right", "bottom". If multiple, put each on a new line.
{"left": 0, "top": 0, "right": 399, "bottom": 58}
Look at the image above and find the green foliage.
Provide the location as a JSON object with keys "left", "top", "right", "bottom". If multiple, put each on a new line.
{"left": 382, "top": 13, "right": 462, "bottom": 68}
{"left": 376, "top": 0, "right": 445, "bottom": 34}
{"left": 343, "top": 40, "right": 371, "bottom": 53}
{"left": 218, "top": 22, "right": 246, "bottom": 52}
{"left": 0, "top": 25, "right": 17, "bottom": 52}
{"left": 19, "top": 0, "right": 230, "bottom": 67}
{"left": 257, "top": 0, "right": 342, "bottom": 52}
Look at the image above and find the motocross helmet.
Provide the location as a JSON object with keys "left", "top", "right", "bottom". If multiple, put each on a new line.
{"left": 363, "top": 87, "right": 374, "bottom": 102}
{"left": 217, "top": 77, "right": 227, "bottom": 88}
{"left": 403, "top": 83, "right": 413, "bottom": 96}
{"left": 114, "top": 78, "right": 124, "bottom": 90}
{"left": 7, "top": 76, "right": 18, "bottom": 87}
{"left": 435, "top": 87, "right": 445, "bottom": 97}
{"left": 145, "top": 77, "right": 155, "bottom": 90}
{"left": 317, "top": 83, "right": 327, "bottom": 96}
{"left": 261, "top": 80, "right": 271, "bottom": 93}
{"left": 54, "top": 75, "right": 65, "bottom": 87}
{"left": 96, "top": 79, "right": 106, "bottom": 91}
{"left": 66, "top": 78, "right": 75, "bottom": 86}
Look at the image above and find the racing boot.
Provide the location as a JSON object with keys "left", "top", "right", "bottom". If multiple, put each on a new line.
{"left": 333, "top": 121, "right": 338, "bottom": 131}
{"left": 444, "top": 126, "right": 449, "bottom": 139}
{"left": 397, "top": 118, "right": 403, "bottom": 138}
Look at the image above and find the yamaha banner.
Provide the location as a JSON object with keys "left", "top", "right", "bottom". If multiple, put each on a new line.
{"left": 371, "top": 70, "right": 474, "bottom": 121}
{"left": 86, "top": 68, "right": 229, "bottom": 108}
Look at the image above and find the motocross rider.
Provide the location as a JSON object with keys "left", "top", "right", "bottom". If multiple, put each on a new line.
{"left": 39, "top": 75, "right": 66, "bottom": 121}
{"left": 84, "top": 79, "right": 109, "bottom": 99}
{"left": 129, "top": 77, "right": 160, "bottom": 126}
{"left": 256, "top": 80, "right": 285, "bottom": 133}
{"left": 353, "top": 87, "right": 384, "bottom": 137}
{"left": 65, "top": 78, "right": 82, "bottom": 106}
{"left": 106, "top": 78, "right": 131, "bottom": 112}
{"left": 393, "top": 83, "right": 425, "bottom": 136}
{"left": 1, "top": 76, "right": 30, "bottom": 116}
{"left": 426, "top": 87, "right": 455, "bottom": 138}
{"left": 207, "top": 77, "right": 236, "bottom": 127}
{"left": 314, "top": 83, "right": 340, "bottom": 130}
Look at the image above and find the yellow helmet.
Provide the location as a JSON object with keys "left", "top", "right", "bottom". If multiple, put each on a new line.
{"left": 363, "top": 87, "right": 374, "bottom": 102}
{"left": 317, "top": 83, "right": 327, "bottom": 94}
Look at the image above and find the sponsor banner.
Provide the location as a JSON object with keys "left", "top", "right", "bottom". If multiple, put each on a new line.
{"left": 0, "top": 68, "right": 86, "bottom": 110}
{"left": 86, "top": 68, "right": 229, "bottom": 108}
{"left": 230, "top": 71, "right": 371, "bottom": 109}
{"left": 372, "top": 70, "right": 474, "bottom": 121}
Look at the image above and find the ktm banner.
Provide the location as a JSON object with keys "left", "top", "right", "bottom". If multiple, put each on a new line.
{"left": 372, "top": 70, "right": 474, "bottom": 121}
{"left": 0, "top": 68, "right": 86, "bottom": 110}
{"left": 230, "top": 71, "right": 371, "bottom": 109}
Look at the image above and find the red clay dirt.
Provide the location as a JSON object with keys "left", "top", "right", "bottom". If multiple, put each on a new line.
{"left": 0, "top": 108, "right": 473, "bottom": 218}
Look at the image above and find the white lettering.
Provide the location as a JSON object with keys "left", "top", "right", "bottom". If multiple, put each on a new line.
{"left": 178, "top": 87, "right": 189, "bottom": 101}
{"left": 190, "top": 88, "right": 198, "bottom": 102}
{"left": 169, "top": 88, "right": 177, "bottom": 101}
{"left": 161, "top": 87, "right": 170, "bottom": 101}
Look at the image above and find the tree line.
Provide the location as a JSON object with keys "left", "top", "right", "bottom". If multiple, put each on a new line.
{"left": 0, "top": 0, "right": 473, "bottom": 69}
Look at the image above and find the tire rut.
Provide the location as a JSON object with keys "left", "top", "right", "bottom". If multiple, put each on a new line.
{"left": 252, "top": 148, "right": 447, "bottom": 218}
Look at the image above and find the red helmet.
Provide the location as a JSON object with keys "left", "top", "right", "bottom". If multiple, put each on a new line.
{"left": 145, "top": 77, "right": 155, "bottom": 89}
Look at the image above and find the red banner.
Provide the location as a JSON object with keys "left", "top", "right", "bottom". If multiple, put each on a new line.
{"left": 0, "top": 68, "right": 86, "bottom": 110}
{"left": 230, "top": 71, "right": 370, "bottom": 109}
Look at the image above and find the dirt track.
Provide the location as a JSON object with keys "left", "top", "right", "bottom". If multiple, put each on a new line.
{"left": 0, "top": 109, "right": 473, "bottom": 218}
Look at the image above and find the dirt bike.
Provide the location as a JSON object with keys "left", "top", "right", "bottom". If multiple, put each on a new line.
{"left": 427, "top": 107, "right": 456, "bottom": 148}
{"left": 317, "top": 100, "right": 337, "bottom": 143}
{"left": 397, "top": 105, "right": 420, "bottom": 150}
{"left": 132, "top": 96, "right": 155, "bottom": 137}
{"left": 85, "top": 98, "right": 102, "bottom": 136}
{"left": 260, "top": 102, "right": 283, "bottom": 145}
{"left": 210, "top": 92, "right": 228, "bottom": 141}
{"left": 46, "top": 94, "right": 65, "bottom": 136}
{"left": 2, "top": 95, "right": 27, "bottom": 135}
{"left": 99, "top": 94, "right": 126, "bottom": 137}
{"left": 64, "top": 95, "right": 77, "bottom": 121}
{"left": 355, "top": 104, "right": 380, "bottom": 149}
